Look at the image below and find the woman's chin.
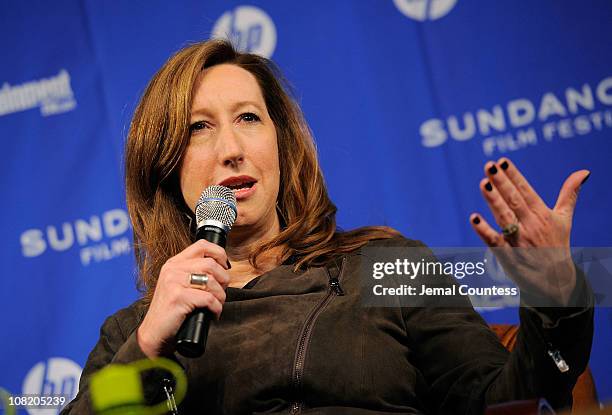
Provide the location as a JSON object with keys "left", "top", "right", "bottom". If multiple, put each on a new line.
{"left": 230, "top": 214, "right": 275, "bottom": 233}
{"left": 231, "top": 215, "right": 253, "bottom": 230}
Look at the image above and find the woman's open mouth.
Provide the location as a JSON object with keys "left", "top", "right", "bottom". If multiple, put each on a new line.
{"left": 218, "top": 176, "right": 257, "bottom": 200}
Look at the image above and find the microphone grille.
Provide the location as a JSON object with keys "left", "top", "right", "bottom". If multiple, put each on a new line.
{"left": 195, "top": 185, "right": 238, "bottom": 230}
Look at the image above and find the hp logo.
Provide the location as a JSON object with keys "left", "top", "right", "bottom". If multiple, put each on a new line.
{"left": 393, "top": 0, "right": 458, "bottom": 21}
{"left": 212, "top": 6, "right": 277, "bottom": 58}
{"left": 22, "top": 357, "right": 82, "bottom": 414}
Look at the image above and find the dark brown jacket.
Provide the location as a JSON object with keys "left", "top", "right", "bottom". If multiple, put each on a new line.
{"left": 62, "top": 237, "right": 594, "bottom": 414}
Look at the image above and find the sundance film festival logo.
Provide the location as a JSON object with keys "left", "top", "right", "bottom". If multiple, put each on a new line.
{"left": 20, "top": 208, "right": 131, "bottom": 267}
{"left": 393, "top": 0, "right": 458, "bottom": 21}
{"left": 420, "top": 76, "right": 612, "bottom": 156}
{"left": 211, "top": 5, "right": 277, "bottom": 58}
{"left": 0, "top": 70, "right": 77, "bottom": 117}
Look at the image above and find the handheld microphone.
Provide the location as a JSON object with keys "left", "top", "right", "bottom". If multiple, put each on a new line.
{"left": 176, "top": 185, "right": 237, "bottom": 358}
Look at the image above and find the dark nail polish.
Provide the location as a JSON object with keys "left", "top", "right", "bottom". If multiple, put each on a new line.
{"left": 500, "top": 160, "right": 509, "bottom": 170}
{"left": 472, "top": 216, "right": 481, "bottom": 225}
{"left": 485, "top": 182, "right": 493, "bottom": 192}
{"left": 226, "top": 259, "right": 232, "bottom": 269}
{"left": 488, "top": 164, "right": 498, "bottom": 175}
{"left": 581, "top": 172, "right": 591, "bottom": 185}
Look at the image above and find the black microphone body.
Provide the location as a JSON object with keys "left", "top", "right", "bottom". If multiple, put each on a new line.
{"left": 176, "top": 224, "right": 228, "bottom": 358}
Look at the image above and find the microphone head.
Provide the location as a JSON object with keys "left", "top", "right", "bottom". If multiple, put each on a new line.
{"left": 195, "top": 185, "right": 238, "bottom": 232}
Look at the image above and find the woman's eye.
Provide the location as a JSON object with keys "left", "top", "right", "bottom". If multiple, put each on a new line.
{"left": 240, "top": 112, "right": 261, "bottom": 123}
{"left": 189, "top": 121, "right": 207, "bottom": 134}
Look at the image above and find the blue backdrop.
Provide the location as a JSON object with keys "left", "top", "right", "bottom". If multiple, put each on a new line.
{"left": 1, "top": 0, "right": 611, "bottom": 412}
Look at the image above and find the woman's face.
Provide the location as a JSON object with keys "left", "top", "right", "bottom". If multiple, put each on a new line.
{"left": 180, "top": 64, "right": 280, "bottom": 231}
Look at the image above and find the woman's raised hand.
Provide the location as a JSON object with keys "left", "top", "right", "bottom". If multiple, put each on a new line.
{"left": 137, "top": 239, "right": 230, "bottom": 358}
{"left": 470, "top": 157, "right": 590, "bottom": 306}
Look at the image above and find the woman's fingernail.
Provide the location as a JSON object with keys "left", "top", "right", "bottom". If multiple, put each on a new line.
{"left": 472, "top": 216, "right": 481, "bottom": 225}
{"left": 581, "top": 172, "right": 591, "bottom": 185}
{"left": 488, "top": 164, "right": 498, "bottom": 175}
{"left": 226, "top": 259, "right": 232, "bottom": 269}
{"left": 485, "top": 182, "right": 493, "bottom": 192}
{"left": 500, "top": 160, "right": 509, "bottom": 170}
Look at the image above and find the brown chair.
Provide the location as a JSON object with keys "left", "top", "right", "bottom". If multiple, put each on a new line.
{"left": 490, "top": 324, "right": 599, "bottom": 413}
{"left": 486, "top": 398, "right": 556, "bottom": 415}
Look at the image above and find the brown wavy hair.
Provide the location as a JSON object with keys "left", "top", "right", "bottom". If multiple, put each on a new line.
{"left": 125, "top": 39, "right": 400, "bottom": 302}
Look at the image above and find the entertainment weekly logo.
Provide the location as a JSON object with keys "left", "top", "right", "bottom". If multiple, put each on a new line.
{"left": 0, "top": 70, "right": 77, "bottom": 117}
{"left": 19, "top": 208, "right": 131, "bottom": 267}
{"left": 419, "top": 76, "right": 612, "bottom": 156}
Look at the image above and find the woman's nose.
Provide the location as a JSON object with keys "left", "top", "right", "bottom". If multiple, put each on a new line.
{"left": 217, "top": 125, "right": 244, "bottom": 167}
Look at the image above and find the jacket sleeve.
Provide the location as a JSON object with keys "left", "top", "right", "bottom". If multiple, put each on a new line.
{"left": 60, "top": 303, "right": 153, "bottom": 414}
{"left": 397, "top": 240, "right": 594, "bottom": 414}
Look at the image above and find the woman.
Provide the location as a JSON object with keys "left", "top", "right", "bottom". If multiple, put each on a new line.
{"left": 62, "top": 39, "right": 593, "bottom": 414}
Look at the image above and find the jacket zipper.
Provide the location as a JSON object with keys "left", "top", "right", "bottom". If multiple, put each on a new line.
{"left": 290, "top": 257, "right": 345, "bottom": 414}
{"left": 547, "top": 347, "right": 569, "bottom": 372}
{"left": 530, "top": 310, "right": 570, "bottom": 373}
{"left": 162, "top": 378, "right": 179, "bottom": 414}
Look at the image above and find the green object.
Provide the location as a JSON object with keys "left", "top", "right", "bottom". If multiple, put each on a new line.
{"left": 89, "top": 358, "right": 187, "bottom": 415}
{"left": 90, "top": 363, "right": 145, "bottom": 412}
{"left": 0, "top": 387, "right": 17, "bottom": 415}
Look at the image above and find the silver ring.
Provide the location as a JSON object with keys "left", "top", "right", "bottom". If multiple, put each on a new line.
{"left": 502, "top": 223, "right": 519, "bottom": 238}
{"left": 189, "top": 273, "right": 209, "bottom": 289}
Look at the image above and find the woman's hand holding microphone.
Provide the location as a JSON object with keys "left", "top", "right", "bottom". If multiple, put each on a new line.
{"left": 137, "top": 240, "right": 230, "bottom": 358}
